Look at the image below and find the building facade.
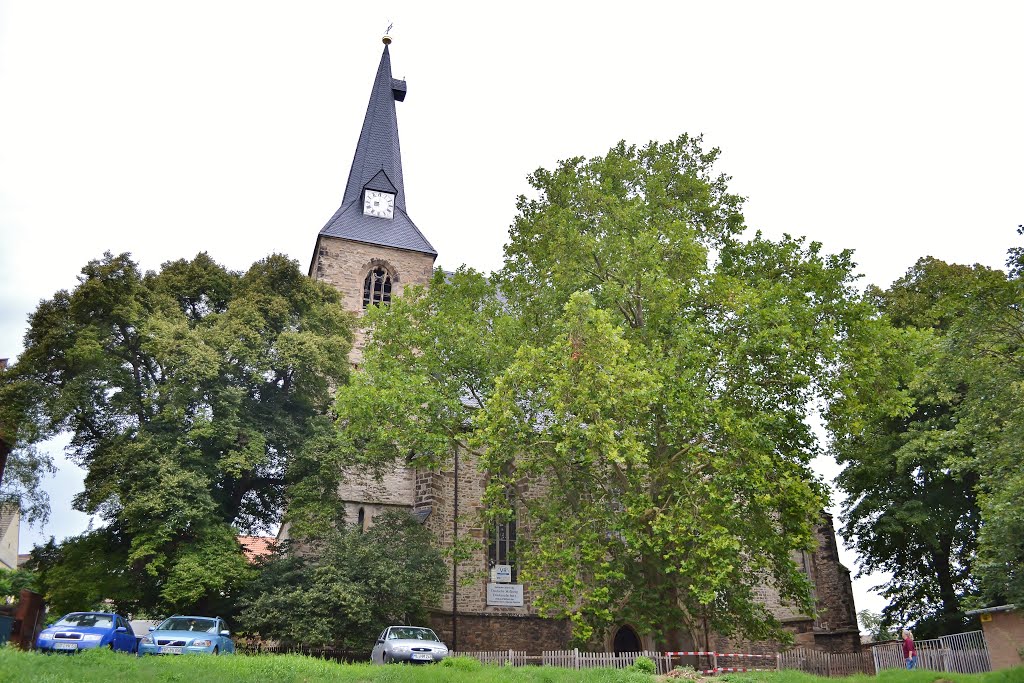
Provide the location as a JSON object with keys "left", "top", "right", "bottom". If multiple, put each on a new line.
{"left": 305, "top": 38, "right": 860, "bottom": 655}
{"left": 966, "top": 605, "right": 1023, "bottom": 671}
{"left": 0, "top": 503, "right": 20, "bottom": 571}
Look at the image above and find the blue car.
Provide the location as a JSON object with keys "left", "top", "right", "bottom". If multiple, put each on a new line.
{"left": 137, "top": 615, "right": 234, "bottom": 655}
{"left": 36, "top": 612, "right": 137, "bottom": 653}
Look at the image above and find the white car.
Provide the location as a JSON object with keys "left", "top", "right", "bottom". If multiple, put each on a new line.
{"left": 371, "top": 625, "right": 449, "bottom": 664}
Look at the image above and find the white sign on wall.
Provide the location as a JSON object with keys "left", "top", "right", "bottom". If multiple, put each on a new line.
{"left": 491, "top": 564, "right": 512, "bottom": 583}
{"left": 486, "top": 582, "right": 524, "bottom": 607}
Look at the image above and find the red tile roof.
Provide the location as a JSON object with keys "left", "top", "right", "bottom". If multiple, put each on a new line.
{"left": 238, "top": 536, "right": 275, "bottom": 563}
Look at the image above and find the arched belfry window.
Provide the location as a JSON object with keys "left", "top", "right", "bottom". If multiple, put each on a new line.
{"left": 363, "top": 266, "right": 392, "bottom": 308}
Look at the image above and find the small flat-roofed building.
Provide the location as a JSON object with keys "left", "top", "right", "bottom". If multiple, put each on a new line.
{"left": 966, "top": 604, "right": 1023, "bottom": 671}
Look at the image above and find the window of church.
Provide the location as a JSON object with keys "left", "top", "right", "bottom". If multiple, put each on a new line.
{"left": 357, "top": 507, "right": 366, "bottom": 532}
{"left": 487, "top": 516, "right": 517, "bottom": 583}
{"left": 363, "top": 266, "right": 392, "bottom": 308}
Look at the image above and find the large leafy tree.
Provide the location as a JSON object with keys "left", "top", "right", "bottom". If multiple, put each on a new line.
{"left": 336, "top": 136, "right": 888, "bottom": 647}
{"left": 0, "top": 362, "right": 52, "bottom": 523}
{"left": 238, "top": 511, "right": 446, "bottom": 649}
{"left": 836, "top": 246, "right": 1024, "bottom": 634}
{"left": 953, "top": 229, "right": 1024, "bottom": 606}
{"left": 12, "top": 251, "right": 352, "bottom": 615}
{"left": 834, "top": 257, "right": 993, "bottom": 637}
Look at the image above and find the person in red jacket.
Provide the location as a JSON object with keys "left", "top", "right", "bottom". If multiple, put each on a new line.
{"left": 902, "top": 629, "right": 917, "bottom": 669}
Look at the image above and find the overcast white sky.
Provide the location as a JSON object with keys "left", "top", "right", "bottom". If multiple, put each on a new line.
{"left": 2, "top": 1, "right": 1021, "bottom": 619}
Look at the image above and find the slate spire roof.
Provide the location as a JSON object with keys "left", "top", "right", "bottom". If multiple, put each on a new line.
{"left": 318, "top": 43, "right": 436, "bottom": 256}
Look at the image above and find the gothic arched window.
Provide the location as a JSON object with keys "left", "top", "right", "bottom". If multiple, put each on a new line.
{"left": 363, "top": 266, "right": 392, "bottom": 308}
{"left": 487, "top": 515, "right": 517, "bottom": 583}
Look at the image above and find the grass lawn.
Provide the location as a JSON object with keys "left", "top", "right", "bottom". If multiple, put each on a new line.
{"left": 1, "top": 648, "right": 1021, "bottom": 683}
{"left": 715, "top": 669, "right": 1024, "bottom": 683}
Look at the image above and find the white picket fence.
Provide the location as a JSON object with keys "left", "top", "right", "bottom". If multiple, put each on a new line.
{"left": 453, "top": 650, "right": 675, "bottom": 673}
{"left": 453, "top": 647, "right": 871, "bottom": 676}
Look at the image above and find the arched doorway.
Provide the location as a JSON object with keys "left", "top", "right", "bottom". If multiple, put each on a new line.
{"left": 613, "top": 625, "right": 642, "bottom": 655}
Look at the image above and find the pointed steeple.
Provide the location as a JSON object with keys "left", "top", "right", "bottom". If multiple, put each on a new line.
{"left": 318, "top": 40, "right": 436, "bottom": 256}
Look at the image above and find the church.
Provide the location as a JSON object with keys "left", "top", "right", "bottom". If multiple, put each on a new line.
{"left": 302, "top": 36, "right": 861, "bottom": 656}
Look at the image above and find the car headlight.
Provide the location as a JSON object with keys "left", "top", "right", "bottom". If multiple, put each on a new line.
{"left": 393, "top": 645, "right": 410, "bottom": 653}
{"left": 38, "top": 632, "right": 53, "bottom": 640}
{"left": 191, "top": 640, "right": 212, "bottom": 648}
{"left": 141, "top": 636, "right": 154, "bottom": 644}
{"left": 82, "top": 634, "right": 103, "bottom": 642}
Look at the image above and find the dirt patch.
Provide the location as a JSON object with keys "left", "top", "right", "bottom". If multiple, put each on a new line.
{"left": 659, "top": 669, "right": 708, "bottom": 681}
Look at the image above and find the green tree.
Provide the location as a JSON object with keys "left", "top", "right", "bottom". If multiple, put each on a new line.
{"left": 12, "top": 252, "right": 352, "bottom": 615}
{"left": 835, "top": 257, "right": 1011, "bottom": 637}
{"left": 25, "top": 532, "right": 142, "bottom": 616}
{"left": 286, "top": 266, "right": 510, "bottom": 542}
{"left": 0, "top": 567, "right": 36, "bottom": 601}
{"left": 857, "top": 609, "right": 896, "bottom": 642}
{"left": 337, "top": 136, "right": 889, "bottom": 647}
{"left": 238, "top": 511, "right": 446, "bottom": 649}
{"left": 952, "top": 230, "right": 1024, "bottom": 606}
{"left": 0, "top": 363, "right": 53, "bottom": 524}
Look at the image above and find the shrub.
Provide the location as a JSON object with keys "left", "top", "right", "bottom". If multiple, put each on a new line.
{"left": 630, "top": 656, "right": 656, "bottom": 674}
{"left": 438, "top": 656, "right": 483, "bottom": 671}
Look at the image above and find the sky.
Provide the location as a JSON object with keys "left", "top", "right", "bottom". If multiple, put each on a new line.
{"left": 1, "top": 1, "right": 1021, "bottom": 620}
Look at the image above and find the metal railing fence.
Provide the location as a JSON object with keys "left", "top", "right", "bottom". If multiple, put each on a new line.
{"left": 871, "top": 630, "right": 991, "bottom": 674}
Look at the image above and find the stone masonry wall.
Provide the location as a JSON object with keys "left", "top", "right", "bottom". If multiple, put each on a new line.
{"left": 310, "top": 235, "right": 435, "bottom": 364}
{"left": 337, "top": 465, "right": 415, "bottom": 509}
{"left": 429, "top": 610, "right": 572, "bottom": 655}
{"left": 311, "top": 236, "right": 435, "bottom": 314}
{"left": 810, "top": 514, "right": 859, "bottom": 634}
{"left": 419, "top": 448, "right": 548, "bottom": 618}
{"left": 311, "top": 234, "right": 434, "bottom": 513}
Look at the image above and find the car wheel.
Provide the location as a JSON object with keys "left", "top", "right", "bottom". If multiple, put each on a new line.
{"left": 383, "top": 653, "right": 393, "bottom": 664}
{"left": 213, "top": 646, "right": 219, "bottom": 655}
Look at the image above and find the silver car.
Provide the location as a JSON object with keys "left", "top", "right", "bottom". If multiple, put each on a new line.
{"left": 370, "top": 625, "right": 449, "bottom": 664}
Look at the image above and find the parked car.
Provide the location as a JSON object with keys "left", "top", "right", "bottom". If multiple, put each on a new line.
{"left": 137, "top": 615, "right": 234, "bottom": 655}
{"left": 371, "top": 625, "right": 449, "bottom": 664}
{"left": 35, "top": 612, "right": 136, "bottom": 653}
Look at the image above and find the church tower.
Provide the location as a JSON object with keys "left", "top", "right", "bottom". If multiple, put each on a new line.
{"left": 306, "top": 37, "right": 436, "bottom": 535}
{"left": 309, "top": 36, "right": 437, "bottom": 359}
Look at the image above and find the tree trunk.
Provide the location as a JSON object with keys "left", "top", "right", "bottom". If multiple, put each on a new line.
{"left": 0, "top": 437, "right": 10, "bottom": 489}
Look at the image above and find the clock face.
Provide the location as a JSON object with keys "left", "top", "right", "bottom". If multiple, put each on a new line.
{"left": 363, "top": 190, "right": 395, "bottom": 219}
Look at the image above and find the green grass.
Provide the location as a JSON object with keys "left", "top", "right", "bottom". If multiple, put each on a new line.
{"left": 0, "top": 648, "right": 652, "bottom": 683}
{"left": 1, "top": 648, "right": 1021, "bottom": 683}
{"left": 717, "top": 668, "right": 1024, "bottom": 683}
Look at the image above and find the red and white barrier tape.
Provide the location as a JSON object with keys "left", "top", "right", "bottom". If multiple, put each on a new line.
{"left": 665, "top": 651, "right": 776, "bottom": 658}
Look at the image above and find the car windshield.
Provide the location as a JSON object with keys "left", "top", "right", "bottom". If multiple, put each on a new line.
{"left": 157, "top": 617, "right": 218, "bottom": 633}
{"left": 388, "top": 627, "right": 439, "bottom": 641}
{"left": 55, "top": 613, "right": 113, "bottom": 628}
